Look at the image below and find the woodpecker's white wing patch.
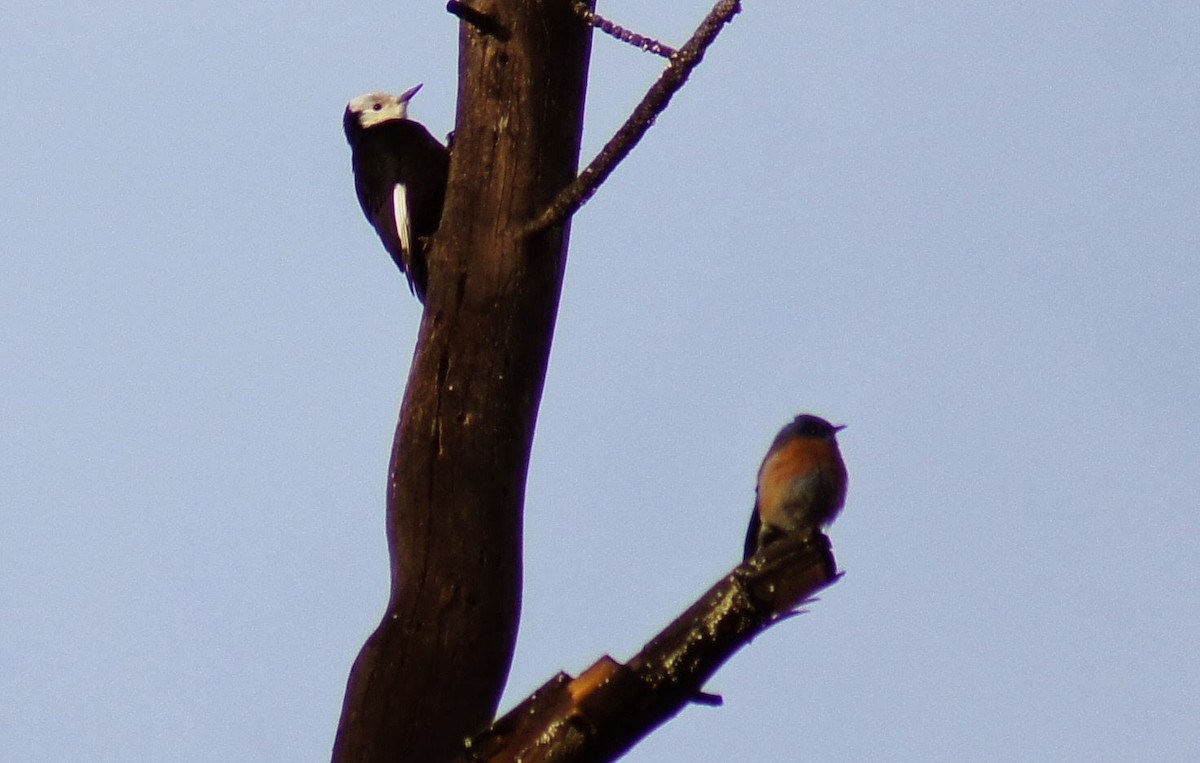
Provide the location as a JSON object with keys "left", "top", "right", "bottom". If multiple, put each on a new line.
{"left": 392, "top": 183, "right": 412, "bottom": 258}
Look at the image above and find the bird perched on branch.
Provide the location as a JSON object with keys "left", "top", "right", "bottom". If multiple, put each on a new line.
{"left": 344, "top": 84, "right": 449, "bottom": 302}
{"left": 744, "top": 414, "right": 848, "bottom": 560}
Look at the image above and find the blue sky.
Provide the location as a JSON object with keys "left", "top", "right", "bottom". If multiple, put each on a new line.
{"left": 3, "top": 2, "right": 1198, "bottom": 760}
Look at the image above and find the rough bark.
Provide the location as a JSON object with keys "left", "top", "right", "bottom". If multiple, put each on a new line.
{"left": 332, "top": 2, "right": 593, "bottom": 760}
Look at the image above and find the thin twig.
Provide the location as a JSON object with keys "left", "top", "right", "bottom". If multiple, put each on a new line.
{"left": 523, "top": 0, "right": 742, "bottom": 236}
{"left": 570, "top": 1, "right": 676, "bottom": 59}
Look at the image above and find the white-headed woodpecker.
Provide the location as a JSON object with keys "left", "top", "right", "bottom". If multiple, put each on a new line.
{"left": 344, "top": 84, "right": 449, "bottom": 302}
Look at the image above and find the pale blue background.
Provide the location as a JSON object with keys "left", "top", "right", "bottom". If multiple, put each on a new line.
{"left": 3, "top": 2, "right": 1198, "bottom": 760}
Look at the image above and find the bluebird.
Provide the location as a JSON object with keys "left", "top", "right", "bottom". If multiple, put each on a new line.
{"left": 743, "top": 414, "right": 848, "bottom": 560}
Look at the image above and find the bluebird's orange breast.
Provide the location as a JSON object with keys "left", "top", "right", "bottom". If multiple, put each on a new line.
{"left": 756, "top": 437, "right": 847, "bottom": 536}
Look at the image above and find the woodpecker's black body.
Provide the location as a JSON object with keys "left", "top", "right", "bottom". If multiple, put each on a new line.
{"left": 344, "top": 86, "right": 449, "bottom": 302}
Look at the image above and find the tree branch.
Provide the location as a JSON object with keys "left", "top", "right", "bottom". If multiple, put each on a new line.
{"left": 447, "top": 1, "right": 511, "bottom": 41}
{"left": 455, "top": 533, "right": 839, "bottom": 762}
{"left": 523, "top": 0, "right": 742, "bottom": 236}
{"left": 569, "top": 1, "right": 677, "bottom": 59}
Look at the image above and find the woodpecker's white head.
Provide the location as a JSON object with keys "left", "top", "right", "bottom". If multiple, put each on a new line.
{"left": 347, "top": 83, "right": 423, "bottom": 129}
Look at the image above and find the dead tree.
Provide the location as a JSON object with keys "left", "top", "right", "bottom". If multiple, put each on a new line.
{"left": 332, "top": 3, "right": 838, "bottom": 761}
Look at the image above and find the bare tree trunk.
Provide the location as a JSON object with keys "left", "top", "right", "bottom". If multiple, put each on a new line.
{"left": 332, "top": 3, "right": 593, "bottom": 761}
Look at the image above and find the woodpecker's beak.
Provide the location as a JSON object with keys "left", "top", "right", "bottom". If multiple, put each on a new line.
{"left": 399, "top": 83, "right": 424, "bottom": 104}
{"left": 833, "top": 425, "right": 847, "bottom": 433}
